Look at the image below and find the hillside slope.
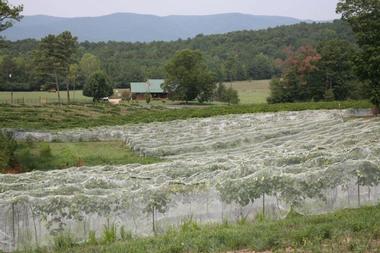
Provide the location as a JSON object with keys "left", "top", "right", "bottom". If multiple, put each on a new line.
{"left": 0, "top": 21, "right": 355, "bottom": 88}
{"left": 2, "top": 13, "right": 303, "bottom": 42}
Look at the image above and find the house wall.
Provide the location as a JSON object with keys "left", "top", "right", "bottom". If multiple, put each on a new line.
{"left": 132, "top": 93, "right": 168, "bottom": 100}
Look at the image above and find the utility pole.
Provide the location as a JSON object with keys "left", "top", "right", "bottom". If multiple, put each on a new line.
{"left": 9, "top": 73, "right": 13, "bottom": 104}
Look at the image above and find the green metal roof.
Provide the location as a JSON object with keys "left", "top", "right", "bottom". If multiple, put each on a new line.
{"left": 130, "top": 82, "right": 147, "bottom": 93}
{"left": 131, "top": 79, "right": 165, "bottom": 93}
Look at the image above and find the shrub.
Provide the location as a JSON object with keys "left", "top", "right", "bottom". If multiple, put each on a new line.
{"left": 53, "top": 233, "right": 76, "bottom": 251}
{"left": 15, "top": 149, "right": 35, "bottom": 172}
{"left": 145, "top": 93, "right": 152, "bottom": 104}
{"left": 39, "top": 143, "right": 52, "bottom": 157}
{"left": 121, "top": 90, "right": 131, "bottom": 101}
{"left": 87, "top": 230, "right": 97, "bottom": 245}
{"left": 102, "top": 222, "right": 117, "bottom": 244}
{"left": 214, "top": 83, "right": 240, "bottom": 105}
{"left": 0, "top": 131, "right": 17, "bottom": 169}
{"left": 25, "top": 136, "right": 35, "bottom": 147}
{"left": 83, "top": 71, "right": 113, "bottom": 102}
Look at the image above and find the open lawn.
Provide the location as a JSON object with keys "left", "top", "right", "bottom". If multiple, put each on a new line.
{"left": 228, "top": 80, "right": 271, "bottom": 104}
{"left": 18, "top": 205, "right": 380, "bottom": 253}
{"left": 42, "top": 141, "right": 161, "bottom": 167}
{"left": 0, "top": 80, "right": 271, "bottom": 105}
{"left": 0, "top": 90, "right": 92, "bottom": 104}
{"left": 7, "top": 141, "right": 161, "bottom": 173}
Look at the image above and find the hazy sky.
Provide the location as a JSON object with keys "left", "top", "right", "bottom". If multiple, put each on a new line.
{"left": 9, "top": 0, "right": 341, "bottom": 20}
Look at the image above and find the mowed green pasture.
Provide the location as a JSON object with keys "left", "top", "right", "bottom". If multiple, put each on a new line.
{"left": 7, "top": 141, "right": 161, "bottom": 173}
{"left": 0, "top": 80, "right": 270, "bottom": 105}
{"left": 0, "top": 90, "right": 92, "bottom": 104}
{"left": 229, "top": 80, "right": 271, "bottom": 104}
{"left": 45, "top": 141, "right": 161, "bottom": 167}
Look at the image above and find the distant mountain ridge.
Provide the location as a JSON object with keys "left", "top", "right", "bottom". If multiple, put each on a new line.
{"left": 2, "top": 12, "right": 305, "bottom": 42}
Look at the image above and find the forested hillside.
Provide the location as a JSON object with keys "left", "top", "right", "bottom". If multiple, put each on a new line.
{"left": 1, "top": 13, "right": 302, "bottom": 42}
{"left": 0, "top": 20, "right": 356, "bottom": 91}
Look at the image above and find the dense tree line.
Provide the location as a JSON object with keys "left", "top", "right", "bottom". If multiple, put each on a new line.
{"left": 337, "top": 0, "right": 380, "bottom": 109}
{"left": 267, "top": 0, "right": 378, "bottom": 104}
{"left": 0, "top": 20, "right": 357, "bottom": 91}
{"left": 267, "top": 40, "right": 369, "bottom": 103}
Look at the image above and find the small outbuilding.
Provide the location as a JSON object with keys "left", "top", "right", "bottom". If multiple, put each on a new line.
{"left": 130, "top": 79, "right": 168, "bottom": 100}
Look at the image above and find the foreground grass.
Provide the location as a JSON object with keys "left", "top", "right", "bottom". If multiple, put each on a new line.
{"left": 5, "top": 141, "right": 161, "bottom": 173}
{"left": 20, "top": 205, "right": 380, "bottom": 253}
{"left": 0, "top": 100, "right": 371, "bottom": 130}
{"left": 42, "top": 141, "right": 161, "bottom": 167}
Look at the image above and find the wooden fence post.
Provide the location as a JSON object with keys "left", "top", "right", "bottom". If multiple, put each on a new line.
{"left": 262, "top": 193, "right": 265, "bottom": 217}
{"left": 12, "top": 203, "right": 15, "bottom": 248}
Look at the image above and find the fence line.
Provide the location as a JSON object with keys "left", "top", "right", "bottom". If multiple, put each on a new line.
{"left": 0, "top": 97, "right": 91, "bottom": 105}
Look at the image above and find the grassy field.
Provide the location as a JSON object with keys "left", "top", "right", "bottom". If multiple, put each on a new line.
{"left": 4, "top": 141, "right": 161, "bottom": 173}
{"left": 0, "top": 90, "right": 92, "bottom": 104}
{"left": 229, "top": 80, "right": 270, "bottom": 104}
{"left": 0, "top": 100, "right": 372, "bottom": 130}
{"left": 0, "top": 80, "right": 270, "bottom": 105}
{"left": 19, "top": 204, "right": 380, "bottom": 253}
{"left": 40, "top": 141, "right": 161, "bottom": 167}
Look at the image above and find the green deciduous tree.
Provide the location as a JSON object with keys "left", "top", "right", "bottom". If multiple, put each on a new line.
{"left": 310, "top": 39, "right": 358, "bottom": 101}
{"left": 267, "top": 46, "right": 321, "bottom": 103}
{"left": 83, "top": 71, "right": 113, "bottom": 102}
{"left": 79, "top": 53, "right": 102, "bottom": 80}
{"left": 337, "top": 0, "right": 380, "bottom": 108}
{"left": 0, "top": 55, "right": 34, "bottom": 92}
{"left": 248, "top": 53, "right": 274, "bottom": 80}
{"left": 164, "top": 49, "right": 216, "bottom": 103}
{"left": 214, "top": 83, "right": 240, "bottom": 105}
{"left": 0, "top": 55, "right": 16, "bottom": 102}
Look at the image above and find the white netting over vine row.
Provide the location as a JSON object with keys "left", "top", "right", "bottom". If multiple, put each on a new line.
{"left": 1, "top": 109, "right": 380, "bottom": 251}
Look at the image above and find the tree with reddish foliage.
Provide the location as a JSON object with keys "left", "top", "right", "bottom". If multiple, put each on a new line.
{"left": 268, "top": 45, "right": 321, "bottom": 103}
{"left": 280, "top": 45, "right": 321, "bottom": 82}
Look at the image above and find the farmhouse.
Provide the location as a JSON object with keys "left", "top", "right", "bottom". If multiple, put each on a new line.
{"left": 130, "top": 79, "right": 168, "bottom": 100}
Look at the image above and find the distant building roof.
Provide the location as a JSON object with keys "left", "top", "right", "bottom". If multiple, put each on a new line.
{"left": 130, "top": 82, "right": 147, "bottom": 93}
{"left": 131, "top": 79, "right": 166, "bottom": 94}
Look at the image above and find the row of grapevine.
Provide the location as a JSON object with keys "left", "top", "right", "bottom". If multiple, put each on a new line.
{"left": 1, "top": 109, "right": 379, "bottom": 251}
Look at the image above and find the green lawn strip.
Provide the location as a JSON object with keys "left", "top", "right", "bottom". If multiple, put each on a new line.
{"left": 22, "top": 205, "right": 380, "bottom": 253}
{"left": 15, "top": 141, "right": 161, "bottom": 172}
{"left": 0, "top": 100, "right": 372, "bottom": 130}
